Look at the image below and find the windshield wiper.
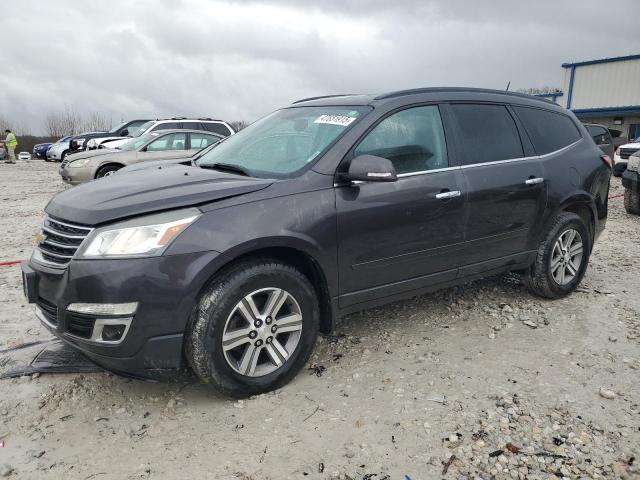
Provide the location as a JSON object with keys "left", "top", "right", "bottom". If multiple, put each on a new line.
{"left": 199, "top": 162, "right": 251, "bottom": 177}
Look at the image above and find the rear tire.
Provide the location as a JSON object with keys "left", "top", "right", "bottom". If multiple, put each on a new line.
{"left": 185, "top": 259, "right": 319, "bottom": 397}
{"left": 624, "top": 189, "right": 640, "bottom": 215}
{"left": 96, "top": 165, "right": 121, "bottom": 178}
{"left": 522, "top": 212, "right": 590, "bottom": 299}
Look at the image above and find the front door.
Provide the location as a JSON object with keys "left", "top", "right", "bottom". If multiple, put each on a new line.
{"left": 336, "top": 105, "right": 466, "bottom": 308}
{"left": 136, "top": 132, "right": 190, "bottom": 164}
{"left": 447, "top": 103, "right": 547, "bottom": 273}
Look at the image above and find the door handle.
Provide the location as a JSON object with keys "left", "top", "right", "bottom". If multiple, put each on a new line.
{"left": 435, "top": 190, "right": 461, "bottom": 199}
{"left": 525, "top": 177, "right": 544, "bottom": 185}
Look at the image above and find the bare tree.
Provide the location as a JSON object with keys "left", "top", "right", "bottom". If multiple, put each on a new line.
{"left": 0, "top": 115, "right": 12, "bottom": 133}
{"left": 44, "top": 105, "right": 84, "bottom": 137}
{"left": 229, "top": 120, "right": 249, "bottom": 132}
{"left": 83, "top": 112, "right": 111, "bottom": 132}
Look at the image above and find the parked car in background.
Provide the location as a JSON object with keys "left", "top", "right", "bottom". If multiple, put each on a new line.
{"left": 0, "top": 144, "right": 6, "bottom": 160}
{"left": 69, "top": 119, "right": 151, "bottom": 154}
{"left": 23, "top": 88, "right": 611, "bottom": 396}
{"left": 59, "top": 129, "right": 222, "bottom": 184}
{"left": 104, "top": 118, "right": 235, "bottom": 149}
{"left": 622, "top": 152, "right": 640, "bottom": 214}
{"left": 18, "top": 152, "right": 31, "bottom": 161}
{"left": 47, "top": 136, "right": 74, "bottom": 162}
{"left": 33, "top": 142, "right": 53, "bottom": 160}
{"left": 613, "top": 136, "right": 640, "bottom": 177}
{"left": 584, "top": 123, "right": 614, "bottom": 160}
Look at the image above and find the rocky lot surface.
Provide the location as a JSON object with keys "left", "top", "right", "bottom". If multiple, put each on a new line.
{"left": 0, "top": 161, "right": 638, "bottom": 479}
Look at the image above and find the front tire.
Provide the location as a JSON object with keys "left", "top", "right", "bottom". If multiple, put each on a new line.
{"left": 523, "top": 212, "right": 590, "bottom": 299}
{"left": 624, "top": 189, "right": 640, "bottom": 215}
{"left": 96, "top": 165, "right": 121, "bottom": 178}
{"left": 186, "top": 259, "right": 320, "bottom": 397}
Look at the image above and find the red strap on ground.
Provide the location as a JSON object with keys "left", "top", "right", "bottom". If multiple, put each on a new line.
{"left": 608, "top": 193, "right": 624, "bottom": 200}
{"left": 0, "top": 260, "right": 22, "bottom": 266}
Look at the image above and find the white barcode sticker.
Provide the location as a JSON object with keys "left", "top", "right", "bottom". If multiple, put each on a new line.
{"left": 314, "top": 115, "right": 356, "bottom": 127}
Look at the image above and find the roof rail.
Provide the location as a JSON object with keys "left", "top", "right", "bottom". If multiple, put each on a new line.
{"left": 169, "top": 116, "right": 187, "bottom": 120}
{"left": 374, "top": 87, "right": 554, "bottom": 103}
{"left": 292, "top": 94, "right": 355, "bottom": 104}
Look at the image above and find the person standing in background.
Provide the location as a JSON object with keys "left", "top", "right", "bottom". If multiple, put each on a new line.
{"left": 4, "top": 129, "right": 17, "bottom": 164}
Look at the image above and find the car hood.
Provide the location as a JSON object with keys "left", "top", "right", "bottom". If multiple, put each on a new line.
{"left": 65, "top": 149, "right": 124, "bottom": 162}
{"left": 118, "top": 157, "right": 192, "bottom": 174}
{"left": 46, "top": 165, "right": 273, "bottom": 225}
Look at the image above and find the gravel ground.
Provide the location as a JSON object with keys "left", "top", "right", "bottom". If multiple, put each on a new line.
{"left": 0, "top": 160, "right": 638, "bottom": 479}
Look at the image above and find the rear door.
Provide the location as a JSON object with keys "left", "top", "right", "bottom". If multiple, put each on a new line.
{"left": 188, "top": 132, "right": 222, "bottom": 152}
{"left": 448, "top": 103, "right": 547, "bottom": 273}
{"left": 336, "top": 105, "right": 466, "bottom": 307}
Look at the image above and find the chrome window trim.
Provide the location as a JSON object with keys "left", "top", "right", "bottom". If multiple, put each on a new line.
{"left": 334, "top": 138, "right": 582, "bottom": 186}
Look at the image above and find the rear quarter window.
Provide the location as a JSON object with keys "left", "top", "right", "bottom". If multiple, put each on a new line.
{"left": 513, "top": 106, "right": 581, "bottom": 155}
{"left": 203, "top": 123, "right": 232, "bottom": 136}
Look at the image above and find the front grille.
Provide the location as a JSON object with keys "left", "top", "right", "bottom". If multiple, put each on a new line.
{"left": 619, "top": 148, "right": 640, "bottom": 160}
{"left": 66, "top": 313, "right": 96, "bottom": 339}
{"left": 36, "top": 216, "right": 93, "bottom": 267}
{"left": 37, "top": 297, "right": 58, "bottom": 326}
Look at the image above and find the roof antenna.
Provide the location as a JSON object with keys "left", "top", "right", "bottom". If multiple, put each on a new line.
{"left": 505, "top": 81, "right": 511, "bottom": 91}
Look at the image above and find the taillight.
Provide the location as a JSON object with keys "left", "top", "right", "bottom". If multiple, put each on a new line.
{"left": 601, "top": 154, "right": 612, "bottom": 168}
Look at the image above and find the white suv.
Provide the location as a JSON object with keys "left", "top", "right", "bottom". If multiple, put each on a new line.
{"left": 613, "top": 136, "right": 640, "bottom": 177}
{"left": 103, "top": 118, "right": 235, "bottom": 149}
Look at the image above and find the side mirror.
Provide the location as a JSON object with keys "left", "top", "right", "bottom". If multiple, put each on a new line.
{"left": 120, "top": 129, "right": 129, "bottom": 136}
{"left": 348, "top": 154, "right": 397, "bottom": 182}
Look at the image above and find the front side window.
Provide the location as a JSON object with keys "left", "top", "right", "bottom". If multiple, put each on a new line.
{"left": 190, "top": 133, "right": 222, "bottom": 149}
{"left": 354, "top": 105, "right": 448, "bottom": 174}
{"left": 197, "top": 106, "right": 369, "bottom": 178}
{"left": 146, "top": 132, "right": 187, "bottom": 151}
{"left": 450, "top": 104, "right": 524, "bottom": 165}
{"left": 513, "top": 106, "right": 581, "bottom": 155}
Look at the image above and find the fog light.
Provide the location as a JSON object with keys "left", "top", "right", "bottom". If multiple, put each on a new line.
{"left": 67, "top": 302, "right": 138, "bottom": 316}
{"left": 90, "top": 318, "right": 133, "bottom": 345}
{"left": 101, "top": 324, "right": 127, "bottom": 341}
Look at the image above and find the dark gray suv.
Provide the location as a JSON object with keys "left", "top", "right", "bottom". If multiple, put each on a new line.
{"left": 22, "top": 88, "right": 612, "bottom": 396}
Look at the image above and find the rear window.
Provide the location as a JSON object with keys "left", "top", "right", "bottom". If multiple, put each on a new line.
{"left": 450, "top": 104, "right": 524, "bottom": 165}
{"left": 513, "top": 106, "right": 581, "bottom": 155}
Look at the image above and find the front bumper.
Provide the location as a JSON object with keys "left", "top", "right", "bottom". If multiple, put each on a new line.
{"left": 622, "top": 169, "right": 640, "bottom": 192}
{"left": 22, "top": 250, "right": 220, "bottom": 377}
{"left": 59, "top": 165, "right": 93, "bottom": 185}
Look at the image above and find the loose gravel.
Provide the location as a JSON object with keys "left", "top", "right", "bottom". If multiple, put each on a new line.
{"left": 0, "top": 161, "right": 638, "bottom": 479}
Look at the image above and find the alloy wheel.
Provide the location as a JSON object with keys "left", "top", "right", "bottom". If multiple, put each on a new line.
{"left": 222, "top": 288, "right": 303, "bottom": 377}
{"left": 550, "top": 228, "right": 583, "bottom": 285}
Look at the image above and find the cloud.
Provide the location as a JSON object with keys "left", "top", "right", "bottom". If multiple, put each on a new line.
{"left": 1, "top": 0, "right": 638, "bottom": 134}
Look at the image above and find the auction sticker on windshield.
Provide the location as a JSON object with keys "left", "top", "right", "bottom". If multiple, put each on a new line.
{"left": 314, "top": 115, "right": 357, "bottom": 127}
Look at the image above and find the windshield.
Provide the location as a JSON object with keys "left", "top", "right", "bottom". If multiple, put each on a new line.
{"left": 132, "top": 121, "right": 155, "bottom": 138}
{"left": 117, "top": 131, "right": 160, "bottom": 151}
{"left": 197, "top": 106, "right": 369, "bottom": 178}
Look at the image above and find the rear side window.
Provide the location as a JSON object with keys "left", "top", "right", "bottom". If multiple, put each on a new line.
{"left": 450, "top": 104, "right": 523, "bottom": 165}
{"left": 513, "top": 106, "right": 581, "bottom": 155}
{"left": 203, "top": 122, "right": 232, "bottom": 136}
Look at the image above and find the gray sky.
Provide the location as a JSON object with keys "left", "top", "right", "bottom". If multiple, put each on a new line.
{"left": 2, "top": 0, "right": 639, "bottom": 135}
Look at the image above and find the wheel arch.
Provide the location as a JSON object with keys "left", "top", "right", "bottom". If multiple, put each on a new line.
{"left": 549, "top": 192, "right": 597, "bottom": 244}
{"left": 95, "top": 162, "right": 125, "bottom": 178}
{"left": 197, "top": 239, "right": 336, "bottom": 334}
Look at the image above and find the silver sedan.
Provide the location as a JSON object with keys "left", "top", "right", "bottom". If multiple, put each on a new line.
{"left": 59, "top": 129, "right": 222, "bottom": 185}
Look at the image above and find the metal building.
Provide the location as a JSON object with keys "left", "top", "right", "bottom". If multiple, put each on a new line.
{"left": 555, "top": 54, "right": 640, "bottom": 141}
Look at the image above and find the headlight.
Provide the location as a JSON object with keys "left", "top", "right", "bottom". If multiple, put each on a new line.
{"left": 628, "top": 154, "right": 640, "bottom": 172}
{"left": 78, "top": 208, "right": 200, "bottom": 258}
{"left": 67, "top": 158, "right": 92, "bottom": 168}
